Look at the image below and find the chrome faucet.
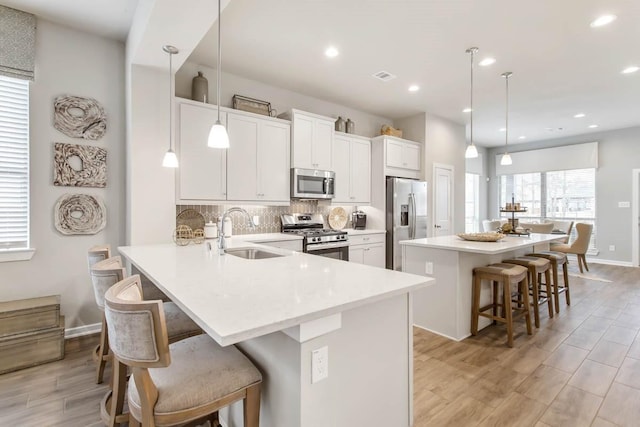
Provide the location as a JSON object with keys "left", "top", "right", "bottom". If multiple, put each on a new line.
{"left": 218, "top": 207, "right": 256, "bottom": 254}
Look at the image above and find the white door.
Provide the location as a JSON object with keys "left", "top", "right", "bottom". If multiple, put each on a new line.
{"left": 259, "top": 121, "right": 290, "bottom": 202}
{"left": 292, "top": 114, "right": 314, "bottom": 169}
{"left": 403, "top": 143, "right": 421, "bottom": 171}
{"left": 350, "top": 139, "right": 371, "bottom": 203}
{"left": 313, "top": 119, "right": 333, "bottom": 170}
{"left": 226, "top": 114, "right": 258, "bottom": 200}
{"left": 331, "top": 134, "right": 351, "bottom": 203}
{"left": 386, "top": 140, "right": 404, "bottom": 168}
{"left": 363, "top": 243, "right": 385, "bottom": 268}
{"left": 177, "top": 103, "right": 226, "bottom": 201}
{"left": 433, "top": 165, "right": 453, "bottom": 237}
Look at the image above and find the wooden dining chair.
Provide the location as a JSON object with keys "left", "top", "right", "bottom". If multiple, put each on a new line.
{"left": 90, "top": 257, "right": 202, "bottom": 426}
{"left": 523, "top": 222, "right": 554, "bottom": 234}
{"left": 104, "top": 275, "right": 262, "bottom": 427}
{"left": 551, "top": 223, "right": 593, "bottom": 273}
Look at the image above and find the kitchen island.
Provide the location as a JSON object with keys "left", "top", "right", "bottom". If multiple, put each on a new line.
{"left": 400, "top": 233, "right": 563, "bottom": 341}
{"left": 119, "top": 238, "right": 432, "bottom": 427}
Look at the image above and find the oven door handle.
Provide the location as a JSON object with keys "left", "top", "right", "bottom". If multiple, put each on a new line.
{"left": 306, "top": 242, "right": 349, "bottom": 251}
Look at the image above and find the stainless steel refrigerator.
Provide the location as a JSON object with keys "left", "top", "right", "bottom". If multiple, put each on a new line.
{"left": 386, "top": 177, "right": 428, "bottom": 270}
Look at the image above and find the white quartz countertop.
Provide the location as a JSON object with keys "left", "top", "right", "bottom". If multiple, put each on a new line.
{"left": 345, "top": 229, "right": 386, "bottom": 235}
{"left": 119, "top": 241, "right": 431, "bottom": 346}
{"left": 400, "top": 233, "right": 564, "bottom": 255}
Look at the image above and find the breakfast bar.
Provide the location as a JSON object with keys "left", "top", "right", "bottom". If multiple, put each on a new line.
{"left": 400, "top": 233, "right": 563, "bottom": 341}
{"left": 119, "top": 239, "right": 433, "bottom": 427}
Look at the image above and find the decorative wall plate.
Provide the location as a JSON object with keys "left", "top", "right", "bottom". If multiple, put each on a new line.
{"left": 54, "top": 95, "right": 107, "bottom": 140}
{"left": 53, "top": 142, "right": 107, "bottom": 187}
{"left": 54, "top": 194, "right": 106, "bottom": 235}
{"left": 328, "top": 207, "right": 348, "bottom": 230}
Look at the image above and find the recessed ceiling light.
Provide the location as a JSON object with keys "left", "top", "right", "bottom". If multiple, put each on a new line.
{"left": 622, "top": 66, "right": 639, "bottom": 74}
{"left": 479, "top": 58, "right": 496, "bottom": 67}
{"left": 408, "top": 85, "right": 420, "bottom": 92}
{"left": 499, "top": 128, "right": 506, "bottom": 132}
{"left": 518, "top": 136, "right": 526, "bottom": 140}
{"left": 590, "top": 14, "right": 617, "bottom": 28}
{"left": 325, "top": 46, "right": 339, "bottom": 58}
{"left": 589, "top": 124, "right": 599, "bottom": 128}
{"left": 462, "top": 108, "right": 472, "bottom": 113}
{"left": 574, "top": 113, "right": 586, "bottom": 118}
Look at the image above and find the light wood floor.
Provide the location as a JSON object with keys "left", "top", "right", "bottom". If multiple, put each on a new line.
{"left": 414, "top": 262, "right": 640, "bottom": 427}
{"left": 1, "top": 263, "right": 638, "bottom": 426}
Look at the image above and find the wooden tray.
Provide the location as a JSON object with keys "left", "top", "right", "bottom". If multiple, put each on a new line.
{"left": 457, "top": 232, "right": 505, "bottom": 242}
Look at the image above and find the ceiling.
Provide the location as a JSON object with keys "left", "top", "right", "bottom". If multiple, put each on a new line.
{"left": 6, "top": 0, "right": 640, "bottom": 147}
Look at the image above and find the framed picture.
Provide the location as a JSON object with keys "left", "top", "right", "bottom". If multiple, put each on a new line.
{"left": 232, "top": 94, "right": 274, "bottom": 117}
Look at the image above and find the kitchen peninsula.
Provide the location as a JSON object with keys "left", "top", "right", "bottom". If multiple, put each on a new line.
{"left": 119, "top": 237, "right": 432, "bottom": 427}
{"left": 401, "top": 233, "right": 563, "bottom": 341}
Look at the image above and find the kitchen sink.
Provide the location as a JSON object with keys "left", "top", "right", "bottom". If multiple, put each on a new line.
{"left": 224, "top": 247, "right": 285, "bottom": 260}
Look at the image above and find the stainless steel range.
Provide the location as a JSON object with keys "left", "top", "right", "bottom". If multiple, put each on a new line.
{"left": 281, "top": 213, "right": 349, "bottom": 261}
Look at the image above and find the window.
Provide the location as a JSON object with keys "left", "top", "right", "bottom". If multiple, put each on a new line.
{"left": 0, "top": 74, "right": 30, "bottom": 254}
{"left": 465, "top": 173, "right": 480, "bottom": 232}
{"left": 500, "top": 168, "right": 597, "bottom": 253}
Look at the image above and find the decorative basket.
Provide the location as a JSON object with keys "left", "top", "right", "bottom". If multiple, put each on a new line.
{"left": 381, "top": 125, "right": 403, "bottom": 138}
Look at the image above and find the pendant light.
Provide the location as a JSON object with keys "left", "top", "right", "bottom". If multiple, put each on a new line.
{"left": 207, "top": 0, "right": 229, "bottom": 148}
{"left": 464, "top": 47, "right": 479, "bottom": 159}
{"left": 500, "top": 71, "right": 513, "bottom": 166}
{"left": 162, "top": 45, "right": 179, "bottom": 168}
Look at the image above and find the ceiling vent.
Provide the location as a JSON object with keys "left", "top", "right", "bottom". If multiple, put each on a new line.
{"left": 372, "top": 70, "right": 397, "bottom": 82}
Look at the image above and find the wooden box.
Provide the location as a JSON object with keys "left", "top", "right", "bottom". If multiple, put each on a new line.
{"left": 0, "top": 295, "right": 61, "bottom": 338}
{"left": 0, "top": 317, "right": 65, "bottom": 374}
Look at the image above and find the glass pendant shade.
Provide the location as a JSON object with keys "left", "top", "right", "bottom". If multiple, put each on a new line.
{"left": 208, "top": 121, "right": 229, "bottom": 148}
{"left": 500, "top": 153, "right": 513, "bottom": 166}
{"left": 465, "top": 144, "right": 478, "bottom": 159}
{"left": 162, "top": 149, "right": 179, "bottom": 168}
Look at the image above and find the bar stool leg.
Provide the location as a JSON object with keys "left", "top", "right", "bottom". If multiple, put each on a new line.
{"left": 521, "top": 275, "right": 533, "bottom": 335}
{"left": 551, "top": 261, "right": 561, "bottom": 313}
{"left": 96, "top": 314, "right": 110, "bottom": 384}
{"left": 544, "top": 269, "right": 553, "bottom": 319}
{"left": 471, "top": 273, "right": 480, "bottom": 335}
{"left": 529, "top": 268, "right": 540, "bottom": 328}
{"left": 563, "top": 261, "right": 571, "bottom": 305}
{"left": 492, "top": 280, "right": 498, "bottom": 325}
{"left": 503, "top": 278, "right": 514, "bottom": 348}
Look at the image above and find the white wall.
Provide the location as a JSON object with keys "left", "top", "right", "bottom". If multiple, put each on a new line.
{"left": 395, "top": 113, "right": 467, "bottom": 235}
{"left": 0, "top": 19, "right": 126, "bottom": 330}
{"left": 176, "top": 62, "right": 394, "bottom": 138}
{"left": 487, "top": 126, "right": 640, "bottom": 263}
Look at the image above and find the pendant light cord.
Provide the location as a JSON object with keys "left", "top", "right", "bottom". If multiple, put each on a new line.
{"left": 217, "top": 0, "right": 222, "bottom": 122}
{"left": 505, "top": 74, "right": 509, "bottom": 151}
{"left": 169, "top": 50, "right": 173, "bottom": 151}
{"left": 470, "top": 49, "right": 474, "bottom": 144}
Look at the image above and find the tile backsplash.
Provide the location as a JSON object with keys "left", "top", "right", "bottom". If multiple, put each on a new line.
{"left": 176, "top": 201, "right": 357, "bottom": 234}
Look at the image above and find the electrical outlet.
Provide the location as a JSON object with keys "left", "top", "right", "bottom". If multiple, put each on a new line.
{"left": 425, "top": 262, "right": 434, "bottom": 275}
{"left": 311, "top": 346, "right": 328, "bottom": 383}
{"left": 252, "top": 215, "right": 260, "bottom": 226}
{"left": 609, "top": 245, "right": 616, "bottom": 251}
{"left": 618, "top": 201, "right": 631, "bottom": 208}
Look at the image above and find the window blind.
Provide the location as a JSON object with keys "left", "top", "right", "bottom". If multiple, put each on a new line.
{"left": 0, "top": 5, "right": 36, "bottom": 81}
{"left": 0, "top": 75, "right": 29, "bottom": 250}
{"left": 495, "top": 142, "right": 598, "bottom": 176}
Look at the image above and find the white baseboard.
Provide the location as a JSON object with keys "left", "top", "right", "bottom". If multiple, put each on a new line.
{"left": 64, "top": 322, "right": 101, "bottom": 339}
{"left": 583, "top": 256, "right": 634, "bottom": 267}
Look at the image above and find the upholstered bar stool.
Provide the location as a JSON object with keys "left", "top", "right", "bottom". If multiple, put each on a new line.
{"left": 502, "top": 256, "right": 554, "bottom": 328}
{"left": 472, "top": 263, "right": 533, "bottom": 347}
{"left": 526, "top": 251, "right": 570, "bottom": 313}
{"left": 88, "top": 244, "right": 111, "bottom": 270}
{"left": 105, "top": 275, "right": 262, "bottom": 427}
{"left": 91, "top": 257, "right": 202, "bottom": 427}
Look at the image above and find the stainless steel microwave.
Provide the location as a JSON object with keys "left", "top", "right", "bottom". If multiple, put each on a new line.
{"left": 291, "top": 168, "right": 335, "bottom": 199}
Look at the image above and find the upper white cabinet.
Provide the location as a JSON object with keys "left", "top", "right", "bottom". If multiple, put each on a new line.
{"left": 176, "top": 98, "right": 290, "bottom": 204}
{"left": 372, "top": 135, "right": 422, "bottom": 180}
{"left": 332, "top": 132, "right": 371, "bottom": 204}
{"left": 227, "top": 112, "right": 290, "bottom": 203}
{"left": 177, "top": 101, "right": 227, "bottom": 202}
{"left": 286, "top": 109, "right": 333, "bottom": 170}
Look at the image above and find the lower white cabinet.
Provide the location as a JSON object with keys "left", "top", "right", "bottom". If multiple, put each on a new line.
{"left": 348, "top": 233, "right": 385, "bottom": 268}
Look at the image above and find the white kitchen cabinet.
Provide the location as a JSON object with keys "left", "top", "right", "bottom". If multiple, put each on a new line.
{"left": 288, "top": 109, "right": 333, "bottom": 170}
{"left": 176, "top": 101, "right": 227, "bottom": 202}
{"left": 348, "top": 232, "right": 385, "bottom": 268}
{"left": 332, "top": 132, "right": 371, "bottom": 204}
{"left": 227, "top": 111, "right": 290, "bottom": 203}
{"left": 383, "top": 136, "right": 421, "bottom": 171}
